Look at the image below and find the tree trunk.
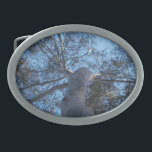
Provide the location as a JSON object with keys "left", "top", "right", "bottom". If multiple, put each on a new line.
{"left": 61, "top": 67, "right": 94, "bottom": 117}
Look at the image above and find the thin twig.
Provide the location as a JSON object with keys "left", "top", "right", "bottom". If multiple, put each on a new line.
{"left": 19, "top": 76, "right": 65, "bottom": 90}
{"left": 37, "top": 43, "right": 52, "bottom": 60}
{"left": 50, "top": 36, "right": 61, "bottom": 65}
{"left": 58, "top": 34, "right": 66, "bottom": 69}
{"left": 29, "top": 83, "right": 68, "bottom": 102}
{"left": 66, "top": 48, "right": 94, "bottom": 61}
{"left": 92, "top": 73, "right": 136, "bottom": 81}
{"left": 101, "top": 79, "right": 136, "bottom": 83}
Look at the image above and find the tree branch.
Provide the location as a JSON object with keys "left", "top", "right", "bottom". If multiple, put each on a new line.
{"left": 42, "top": 42, "right": 58, "bottom": 60}
{"left": 37, "top": 42, "right": 59, "bottom": 66}
{"left": 58, "top": 34, "right": 66, "bottom": 69}
{"left": 66, "top": 48, "right": 94, "bottom": 61}
{"left": 37, "top": 43, "right": 52, "bottom": 59}
{"left": 92, "top": 73, "right": 136, "bottom": 81}
{"left": 50, "top": 36, "right": 61, "bottom": 65}
{"left": 19, "top": 76, "right": 65, "bottom": 90}
{"left": 29, "top": 83, "right": 68, "bottom": 102}
{"left": 20, "top": 67, "right": 51, "bottom": 73}
{"left": 101, "top": 79, "right": 135, "bottom": 83}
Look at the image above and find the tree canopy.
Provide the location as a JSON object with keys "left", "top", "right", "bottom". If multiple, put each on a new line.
{"left": 16, "top": 32, "right": 136, "bottom": 116}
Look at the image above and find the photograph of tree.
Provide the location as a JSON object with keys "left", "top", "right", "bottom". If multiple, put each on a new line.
{"left": 16, "top": 32, "right": 136, "bottom": 117}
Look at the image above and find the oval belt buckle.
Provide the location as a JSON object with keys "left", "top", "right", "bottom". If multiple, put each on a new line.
{"left": 7, "top": 25, "right": 144, "bottom": 125}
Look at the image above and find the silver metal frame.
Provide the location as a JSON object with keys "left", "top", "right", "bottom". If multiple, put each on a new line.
{"left": 7, "top": 24, "right": 144, "bottom": 126}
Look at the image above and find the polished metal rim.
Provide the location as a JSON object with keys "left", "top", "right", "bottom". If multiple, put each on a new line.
{"left": 7, "top": 24, "right": 144, "bottom": 125}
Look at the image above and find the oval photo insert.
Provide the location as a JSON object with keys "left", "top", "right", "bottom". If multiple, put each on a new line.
{"left": 16, "top": 32, "right": 136, "bottom": 117}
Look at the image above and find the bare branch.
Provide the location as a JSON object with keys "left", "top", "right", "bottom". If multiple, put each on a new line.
{"left": 29, "top": 83, "right": 68, "bottom": 102}
{"left": 18, "top": 58, "right": 26, "bottom": 65}
{"left": 65, "top": 69, "right": 74, "bottom": 74}
{"left": 50, "top": 36, "right": 61, "bottom": 64}
{"left": 37, "top": 42, "right": 59, "bottom": 66}
{"left": 92, "top": 73, "right": 136, "bottom": 81}
{"left": 20, "top": 67, "right": 51, "bottom": 73}
{"left": 66, "top": 48, "right": 94, "bottom": 61}
{"left": 101, "top": 79, "right": 135, "bottom": 83}
{"left": 37, "top": 43, "right": 52, "bottom": 60}
{"left": 19, "top": 76, "right": 65, "bottom": 90}
{"left": 42, "top": 42, "right": 58, "bottom": 59}
{"left": 57, "top": 34, "right": 74, "bottom": 75}
{"left": 58, "top": 34, "right": 66, "bottom": 69}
